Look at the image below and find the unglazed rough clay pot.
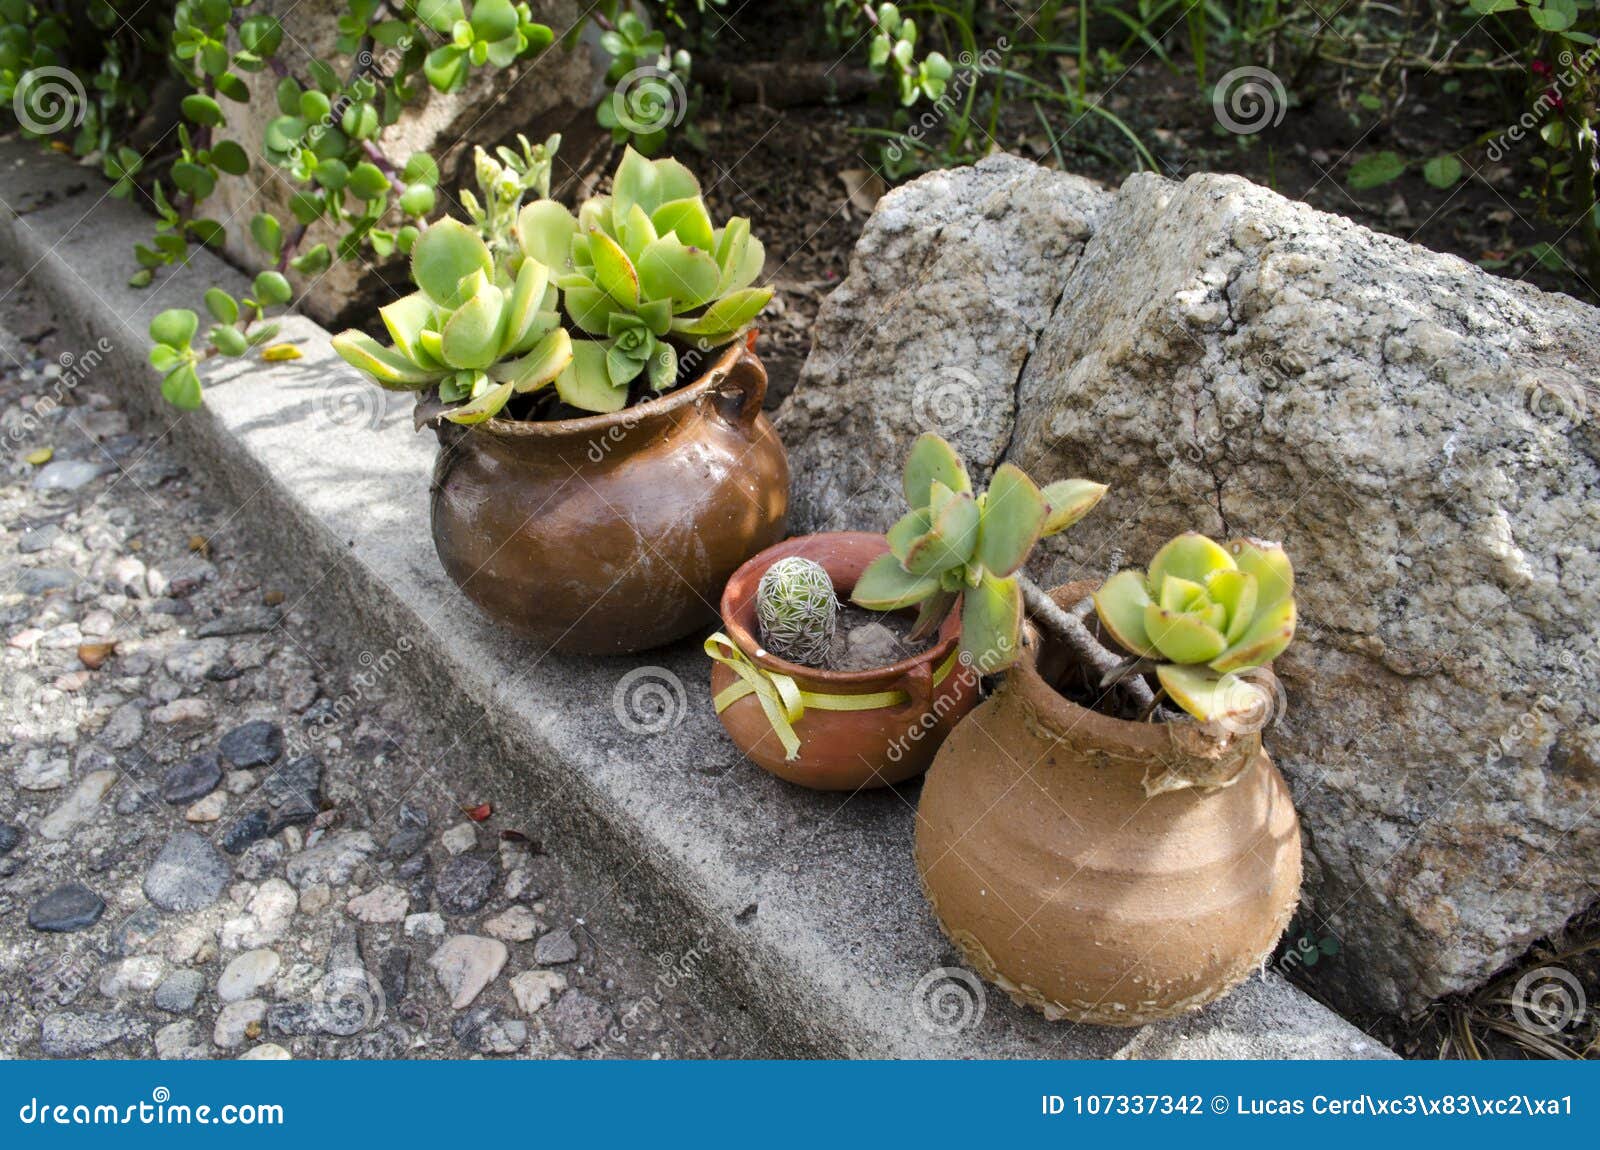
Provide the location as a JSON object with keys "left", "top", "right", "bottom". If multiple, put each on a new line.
{"left": 430, "top": 337, "right": 788, "bottom": 655}
{"left": 711, "top": 532, "right": 980, "bottom": 791}
{"left": 915, "top": 581, "right": 1302, "bottom": 1025}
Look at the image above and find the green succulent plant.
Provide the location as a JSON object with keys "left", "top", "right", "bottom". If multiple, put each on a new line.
{"left": 852, "top": 433, "right": 1107, "bottom": 672}
{"left": 330, "top": 218, "right": 572, "bottom": 424}
{"left": 1093, "top": 533, "right": 1297, "bottom": 722}
{"left": 521, "top": 146, "right": 771, "bottom": 405}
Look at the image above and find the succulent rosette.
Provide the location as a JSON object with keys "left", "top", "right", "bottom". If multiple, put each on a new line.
{"left": 1093, "top": 533, "right": 1297, "bottom": 722}
{"left": 852, "top": 433, "right": 1107, "bottom": 672}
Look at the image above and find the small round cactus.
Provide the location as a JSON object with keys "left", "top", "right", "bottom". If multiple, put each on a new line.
{"left": 756, "top": 557, "right": 839, "bottom": 666}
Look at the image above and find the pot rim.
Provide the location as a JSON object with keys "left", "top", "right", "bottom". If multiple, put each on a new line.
{"left": 455, "top": 337, "right": 748, "bottom": 441}
{"left": 1011, "top": 579, "right": 1229, "bottom": 754}
{"left": 719, "top": 531, "right": 963, "bottom": 689}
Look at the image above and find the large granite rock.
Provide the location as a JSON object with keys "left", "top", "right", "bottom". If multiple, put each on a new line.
{"left": 778, "top": 154, "right": 1110, "bottom": 535}
{"left": 206, "top": 1, "right": 605, "bottom": 326}
{"left": 782, "top": 162, "right": 1600, "bottom": 1015}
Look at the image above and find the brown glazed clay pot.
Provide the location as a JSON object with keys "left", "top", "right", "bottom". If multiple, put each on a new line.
{"left": 430, "top": 337, "right": 788, "bottom": 655}
{"left": 711, "top": 532, "right": 980, "bottom": 791}
{"left": 915, "top": 581, "right": 1302, "bottom": 1026}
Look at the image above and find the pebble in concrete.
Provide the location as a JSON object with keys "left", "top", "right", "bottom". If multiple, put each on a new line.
{"left": 346, "top": 884, "right": 408, "bottom": 924}
{"left": 533, "top": 928, "right": 578, "bottom": 965}
{"left": 214, "top": 999, "right": 267, "bottom": 1049}
{"left": 144, "top": 830, "right": 232, "bottom": 912}
{"left": 218, "top": 720, "right": 284, "bottom": 768}
{"left": 160, "top": 752, "right": 222, "bottom": 805}
{"left": 510, "top": 970, "right": 567, "bottom": 1015}
{"left": 38, "top": 769, "right": 117, "bottom": 839}
{"left": 428, "top": 936, "right": 507, "bottom": 1010}
{"left": 28, "top": 882, "right": 106, "bottom": 932}
{"left": 154, "top": 969, "right": 205, "bottom": 1013}
{"left": 218, "top": 948, "right": 280, "bottom": 1002}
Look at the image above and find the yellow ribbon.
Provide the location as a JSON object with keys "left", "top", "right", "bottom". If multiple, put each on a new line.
{"left": 704, "top": 632, "right": 961, "bottom": 761}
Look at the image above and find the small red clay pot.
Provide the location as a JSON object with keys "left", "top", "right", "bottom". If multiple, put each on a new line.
{"left": 915, "top": 580, "right": 1302, "bottom": 1025}
{"left": 712, "top": 532, "right": 981, "bottom": 791}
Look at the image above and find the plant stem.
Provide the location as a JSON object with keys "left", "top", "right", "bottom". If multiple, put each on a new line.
{"left": 1016, "top": 574, "right": 1156, "bottom": 709}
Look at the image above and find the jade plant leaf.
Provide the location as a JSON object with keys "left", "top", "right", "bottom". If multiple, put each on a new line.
{"left": 411, "top": 219, "right": 494, "bottom": 305}
{"left": 960, "top": 572, "right": 1023, "bottom": 672}
{"left": 976, "top": 464, "right": 1048, "bottom": 577}
{"left": 852, "top": 553, "right": 944, "bottom": 611}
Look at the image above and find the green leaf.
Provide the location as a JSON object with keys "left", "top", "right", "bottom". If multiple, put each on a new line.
{"left": 1530, "top": 0, "right": 1577, "bottom": 32}
{"left": 439, "top": 271, "right": 508, "bottom": 370}
{"left": 554, "top": 340, "right": 628, "bottom": 412}
{"left": 411, "top": 219, "right": 494, "bottom": 305}
{"left": 170, "top": 161, "right": 215, "bottom": 199}
{"left": 851, "top": 552, "right": 942, "bottom": 610}
{"left": 588, "top": 231, "right": 641, "bottom": 306}
{"left": 903, "top": 432, "right": 970, "bottom": 506}
{"left": 470, "top": 0, "right": 518, "bottom": 41}
{"left": 161, "top": 364, "right": 203, "bottom": 409}
{"left": 651, "top": 197, "right": 715, "bottom": 250}
{"left": 424, "top": 44, "right": 469, "bottom": 92}
{"left": 149, "top": 309, "right": 198, "bottom": 349}
{"left": 209, "top": 141, "right": 249, "bottom": 175}
{"left": 181, "top": 93, "right": 225, "bottom": 126}
{"left": 1039, "top": 479, "right": 1107, "bottom": 536}
{"left": 975, "top": 464, "right": 1048, "bottom": 577}
{"left": 289, "top": 191, "right": 324, "bottom": 225}
{"left": 290, "top": 243, "right": 332, "bottom": 276}
{"left": 960, "top": 573, "right": 1023, "bottom": 672}
{"left": 489, "top": 328, "right": 573, "bottom": 393}
{"left": 331, "top": 330, "right": 443, "bottom": 388}
{"left": 1422, "top": 155, "right": 1463, "bottom": 189}
{"left": 347, "top": 161, "right": 391, "bottom": 200}
{"left": 399, "top": 184, "right": 436, "bottom": 216}
{"left": 203, "top": 288, "right": 238, "bottom": 325}
{"left": 1148, "top": 533, "right": 1235, "bottom": 591}
{"left": 636, "top": 237, "right": 720, "bottom": 307}
{"left": 403, "top": 153, "right": 441, "bottom": 187}
{"left": 209, "top": 325, "right": 248, "bottom": 357}
{"left": 251, "top": 271, "right": 291, "bottom": 306}
{"left": 1347, "top": 151, "right": 1406, "bottom": 191}
{"left": 517, "top": 199, "right": 577, "bottom": 267}
{"left": 1093, "top": 570, "right": 1157, "bottom": 657}
{"left": 187, "top": 219, "right": 226, "bottom": 248}
{"left": 443, "top": 380, "right": 514, "bottom": 425}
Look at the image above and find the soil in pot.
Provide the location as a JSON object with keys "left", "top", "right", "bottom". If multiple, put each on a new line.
{"left": 811, "top": 604, "right": 936, "bottom": 673}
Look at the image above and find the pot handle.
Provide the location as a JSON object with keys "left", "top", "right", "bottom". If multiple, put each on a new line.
{"left": 889, "top": 661, "right": 936, "bottom": 720}
{"left": 709, "top": 334, "right": 767, "bottom": 432}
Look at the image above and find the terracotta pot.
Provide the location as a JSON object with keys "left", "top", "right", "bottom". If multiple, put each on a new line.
{"left": 711, "top": 532, "right": 981, "bottom": 791}
{"left": 915, "top": 581, "right": 1302, "bottom": 1025}
{"left": 430, "top": 337, "right": 788, "bottom": 655}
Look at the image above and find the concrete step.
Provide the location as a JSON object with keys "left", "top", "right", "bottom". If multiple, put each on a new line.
{"left": 0, "top": 141, "right": 1392, "bottom": 1059}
